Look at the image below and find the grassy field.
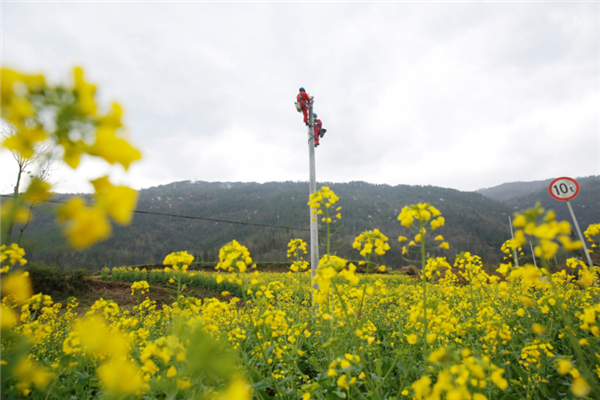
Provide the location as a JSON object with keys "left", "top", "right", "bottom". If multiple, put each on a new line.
{"left": 2, "top": 194, "right": 599, "bottom": 399}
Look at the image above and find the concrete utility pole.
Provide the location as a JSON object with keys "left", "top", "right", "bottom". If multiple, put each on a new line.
{"left": 307, "top": 96, "right": 319, "bottom": 288}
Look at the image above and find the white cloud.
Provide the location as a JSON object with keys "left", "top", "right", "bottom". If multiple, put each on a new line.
{"left": 2, "top": 2, "right": 598, "bottom": 194}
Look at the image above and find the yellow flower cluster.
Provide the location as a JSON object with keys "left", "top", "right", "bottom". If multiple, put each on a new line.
{"left": 509, "top": 264, "right": 545, "bottom": 288}
{"left": 287, "top": 238, "right": 309, "bottom": 272}
{"left": 0, "top": 243, "right": 27, "bottom": 273}
{"left": 423, "top": 257, "right": 451, "bottom": 280}
{"left": 163, "top": 250, "right": 194, "bottom": 271}
{"left": 454, "top": 252, "right": 490, "bottom": 285}
{"left": 398, "top": 203, "right": 449, "bottom": 256}
{"left": 1, "top": 270, "right": 32, "bottom": 306}
{"left": 290, "top": 261, "right": 309, "bottom": 273}
{"left": 353, "top": 229, "right": 390, "bottom": 257}
{"left": 1, "top": 69, "right": 46, "bottom": 158}
{"left": 307, "top": 186, "right": 339, "bottom": 211}
{"left": 131, "top": 281, "right": 150, "bottom": 296}
{"left": 11, "top": 357, "right": 52, "bottom": 396}
{"left": 398, "top": 203, "right": 442, "bottom": 227}
{"left": 327, "top": 354, "right": 362, "bottom": 391}
{"left": 412, "top": 350, "right": 508, "bottom": 400}
{"left": 1, "top": 67, "right": 142, "bottom": 249}
{"left": 216, "top": 240, "right": 254, "bottom": 273}
{"left": 565, "top": 258, "right": 600, "bottom": 287}
{"left": 555, "top": 358, "right": 592, "bottom": 397}
{"left": 579, "top": 302, "right": 600, "bottom": 338}
{"left": 501, "top": 238, "right": 522, "bottom": 259}
{"left": 513, "top": 204, "right": 582, "bottom": 259}
{"left": 287, "top": 238, "right": 308, "bottom": 257}
{"left": 307, "top": 186, "right": 341, "bottom": 223}
{"left": 64, "top": 314, "right": 148, "bottom": 396}
{"left": 313, "top": 255, "right": 351, "bottom": 302}
{"left": 584, "top": 223, "right": 600, "bottom": 249}
{"left": 57, "top": 177, "right": 139, "bottom": 248}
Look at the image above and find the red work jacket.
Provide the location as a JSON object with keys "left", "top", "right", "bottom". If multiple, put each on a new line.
{"left": 297, "top": 92, "right": 310, "bottom": 108}
{"left": 314, "top": 118, "right": 322, "bottom": 135}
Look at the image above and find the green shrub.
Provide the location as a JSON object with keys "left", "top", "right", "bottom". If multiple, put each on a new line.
{"left": 26, "top": 263, "right": 92, "bottom": 298}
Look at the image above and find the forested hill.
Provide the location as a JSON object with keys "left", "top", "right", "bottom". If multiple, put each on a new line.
{"left": 477, "top": 175, "right": 600, "bottom": 229}
{"left": 476, "top": 175, "right": 599, "bottom": 204}
{"left": 502, "top": 176, "right": 600, "bottom": 227}
{"left": 476, "top": 179, "right": 555, "bottom": 202}
{"left": 16, "top": 179, "right": 598, "bottom": 270}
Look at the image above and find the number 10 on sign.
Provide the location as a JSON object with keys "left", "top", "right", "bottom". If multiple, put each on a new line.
{"left": 549, "top": 177, "right": 579, "bottom": 201}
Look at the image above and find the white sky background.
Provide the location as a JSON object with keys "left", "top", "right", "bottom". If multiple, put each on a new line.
{"left": 1, "top": 2, "right": 599, "bottom": 194}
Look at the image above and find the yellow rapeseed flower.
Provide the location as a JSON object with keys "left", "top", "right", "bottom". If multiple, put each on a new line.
{"left": 571, "top": 376, "right": 591, "bottom": 397}
{"left": 412, "top": 375, "right": 432, "bottom": 399}
{"left": 584, "top": 223, "right": 600, "bottom": 245}
{"left": 1, "top": 243, "right": 28, "bottom": 267}
{"left": 13, "top": 356, "right": 51, "bottom": 394}
{"left": 166, "top": 365, "right": 177, "bottom": 378}
{"left": 88, "top": 125, "right": 142, "bottom": 170}
{"left": 215, "top": 375, "right": 251, "bottom": 400}
{"left": 578, "top": 270, "right": 595, "bottom": 288}
{"left": 407, "top": 334, "right": 418, "bottom": 345}
{"left": 337, "top": 374, "right": 350, "bottom": 390}
{"left": 490, "top": 369, "right": 508, "bottom": 390}
{"left": 556, "top": 359, "right": 573, "bottom": 375}
{"left": 97, "top": 358, "right": 146, "bottom": 396}
{"left": 22, "top": 177, "right": 52, "bottom": 203}
{"left": 91, "top": 176, "right": 139, "bottom": 225}
{"left": 131, "top": 281, "right": 150, "bottom": 296}
{"left": 177, "top": 379, "right": 192, "bottom": 389}
{"left": 1, "top": 270, "right": 33, "bottom": 304}
{"left": 57, "top": 198, "right": 111, "bottom": 249}
{"left": 532, "top": 323, "right": 547, "bottom": 334}
{"left": 73, "top": 66, "right": 98, "bottom": 116}
{"left": 0, "top": 304, "right": 18, "bottom": 330}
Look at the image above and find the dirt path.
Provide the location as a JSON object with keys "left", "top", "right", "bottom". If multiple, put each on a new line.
{"left": 55, "top": 277, "right": 224, "bottom": 313}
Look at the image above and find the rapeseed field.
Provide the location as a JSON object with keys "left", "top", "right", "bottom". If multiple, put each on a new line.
{"left": 2, "top": 68, "right": 599, "bottom": 399}
{"left": 2, "top": 187, "right": 599, "bottom": 399}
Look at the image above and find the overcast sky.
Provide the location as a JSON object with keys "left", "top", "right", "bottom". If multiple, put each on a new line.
{"left": 2, "top": 1, "right": 599, "bottom": 195}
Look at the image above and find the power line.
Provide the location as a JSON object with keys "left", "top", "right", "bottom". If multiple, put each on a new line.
{"left": 0, "top": 194, "right": 311, "bottom": 232}
{"left": 133, "top": 209, "right": 311, "bottom": 232}
{"left": 0, "top": 194, "right": 511, "bottom": 246}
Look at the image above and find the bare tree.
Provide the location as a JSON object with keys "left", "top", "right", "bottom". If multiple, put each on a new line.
{"left": 16, "top": 153, "right": 58, "bottom": 245}
{"left": 2, "top": 123, "right": 58, "bottom": 244}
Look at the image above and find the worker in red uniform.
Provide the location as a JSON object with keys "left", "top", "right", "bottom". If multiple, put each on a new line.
{"left": 296, "top": 87, "right": 311, "bottom": 125}
{"left": 313, "top": 113, "right": 323, "bottom": 147}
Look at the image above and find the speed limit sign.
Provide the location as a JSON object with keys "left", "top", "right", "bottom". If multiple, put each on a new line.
{"left": 549, "top": 177, "right": 579, "bottom": 201}
{"left": 548, "top": 177, "right": 593, "bottom": 267}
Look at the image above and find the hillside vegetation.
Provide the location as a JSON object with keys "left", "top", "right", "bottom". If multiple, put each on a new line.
{"left": 12, "top": 177, "right": 599, "bottom": 270}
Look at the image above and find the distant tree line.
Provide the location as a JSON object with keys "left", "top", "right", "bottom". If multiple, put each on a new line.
{"left": 11, "top": 178, "right": 599, "bottom": 270}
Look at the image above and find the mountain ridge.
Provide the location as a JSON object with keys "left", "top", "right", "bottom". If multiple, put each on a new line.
{"left": 11, "top": 176, "right": 597, "bottom": 270}
{"left": 475, "top": 175, "right": 599, "bottom": 202}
